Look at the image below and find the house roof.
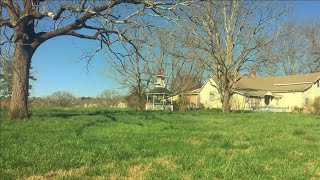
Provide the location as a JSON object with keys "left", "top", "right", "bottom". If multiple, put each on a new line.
{"left": 187, "top": 72, "right": 320, "bottom": 97}
{"left": 156, "top": 69, "right": 167, "bottom": 77}
{"left": 147, "top": 87, "right": 173, "bottom": 95}
{"left": 236, "top": 72, "right": 320, "bottom": 94}
{"left": 184, "top": 88, "right": 201, "bottom": 95}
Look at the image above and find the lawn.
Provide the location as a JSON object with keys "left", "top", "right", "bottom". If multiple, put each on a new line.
{"left": 0, "top": 108, "right": 319, "bottom": 179}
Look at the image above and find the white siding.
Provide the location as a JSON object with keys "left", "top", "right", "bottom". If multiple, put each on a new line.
{"left": 199, "top": 79, "right": 221, "bottom": 109}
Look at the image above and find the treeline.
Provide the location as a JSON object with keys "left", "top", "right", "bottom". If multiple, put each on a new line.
{"left": 0, "top": 89, "right": 146, "bottom": 109}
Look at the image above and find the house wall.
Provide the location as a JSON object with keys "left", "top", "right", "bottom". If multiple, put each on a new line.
{"left": 199, "top": 79, "right": 258, "bottom": 110}
{"left": 275, "top": 92, "right": 303, "bottom": 109}
{"left": 274, "top": 81, "right": 320, "bottom": 109}
{"left": 196, "top": 78, "right": 320, "bottom": 111}
{"left": 230, "top": 93, "right": 247, "bottom": 110}
{"left": 302, "top": 80, "right": 320, "bottom": 105}
{"left": 199, "top": 79, "right": 222, "bottom": 109}
{"left": 187, "top": 95, "right": 200, "bottom": 107}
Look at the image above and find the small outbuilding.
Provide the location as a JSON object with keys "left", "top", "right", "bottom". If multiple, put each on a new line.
{"left": 146, "top": 70, "right": 173, "bottom": 111}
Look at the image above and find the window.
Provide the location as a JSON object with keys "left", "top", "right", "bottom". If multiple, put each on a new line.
{"left": 209, "top": 92, "right": 215, "bottom": 101}
{"left": 305, "top": 98, "right": 309, "bottom": 105}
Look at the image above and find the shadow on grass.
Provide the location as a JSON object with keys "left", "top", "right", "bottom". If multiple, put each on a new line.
{"left": 32, "top": 109, "right": 120, "bottom": 119}
{"left": 75, "top": 117, "right": 117, "bottom": 136}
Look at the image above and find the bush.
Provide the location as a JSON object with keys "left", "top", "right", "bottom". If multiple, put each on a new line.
{"left": 173, "top": 95, "right": 190, "bottom": 111}
{"left": 0, "top": 105, "right": 9, "bottom": 120}
{"left": 313, "top": 96, "right": 320, "bottom": 115}
{"left": 292, "top": 106, "right": 304, "bottom": 113}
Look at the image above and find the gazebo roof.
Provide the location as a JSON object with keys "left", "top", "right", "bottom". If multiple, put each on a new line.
{"left": 156, "top": 69, "right": 167, "bottom": 77}
{"left": 146, "top": 87, "right": 173, "bottom": 95}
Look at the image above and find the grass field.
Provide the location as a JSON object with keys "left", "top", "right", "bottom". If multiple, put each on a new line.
{"left": 0, "top": 108, "right": 320, "bottom": 179}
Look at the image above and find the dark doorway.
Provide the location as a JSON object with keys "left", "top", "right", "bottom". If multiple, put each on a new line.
{"left": 264, "top": 95, "right": 273, "bottom": 105}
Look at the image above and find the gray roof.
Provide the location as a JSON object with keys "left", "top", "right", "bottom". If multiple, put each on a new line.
{"left": 147, "top": 87, "right": 173, "bottom": 95}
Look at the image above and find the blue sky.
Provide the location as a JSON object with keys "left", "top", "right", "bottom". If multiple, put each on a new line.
{"left": 30, "top": 1, "right": 320, "bottom": 97}
{"left": 31, "top": 36, "right": 118, "bottom": 97}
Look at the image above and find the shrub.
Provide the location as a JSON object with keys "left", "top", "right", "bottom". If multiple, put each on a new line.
{"left": 313, "top": 96, "right": 320, "bottom": 115}
{"left": 292, "top": 106, "right": 304, "bottom": 113}
{"left": 173, "top": 95, "right": 190, "bottom": 111}
{"left": 47, "top": 91, "right": 79, "bottom": 107}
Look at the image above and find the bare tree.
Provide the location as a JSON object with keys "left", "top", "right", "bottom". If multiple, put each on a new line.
{"left": 105, "top": 27, "right": 205, "bottom": 109}
{"left": 181, "top": 1, "right": 287, "bottom": 112}
{"left": 104, "top": 27, "right": 153, "bottom": 109}
{"left": 255, "top": 21, "right": 309, "bottom": 76}
{"left": 257, "top": 18, "right": 320, "bottom": 76}
{"left": 255, "top": 18, "right": 320, "bottom": 76}
{"left": 304, "top": 19, "right": 320, "bottom": 72}
{"left": 155, "top": 30, "right": 204, "bottom": 94}
{"left": 0, "top": 0, "right": 192, "bottom": 118}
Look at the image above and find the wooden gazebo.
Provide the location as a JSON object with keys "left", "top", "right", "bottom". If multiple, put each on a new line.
{"left": 146, "top": 70, "right": 173, "bottom": 111}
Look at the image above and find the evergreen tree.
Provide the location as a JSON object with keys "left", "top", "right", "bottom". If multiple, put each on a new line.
{"left": 0, "top": 58, "right": 36, "bottom": 98}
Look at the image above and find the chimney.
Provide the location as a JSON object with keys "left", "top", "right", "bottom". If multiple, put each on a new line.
{"left": 249, "top": 71, "right": 256, "bottom": 78}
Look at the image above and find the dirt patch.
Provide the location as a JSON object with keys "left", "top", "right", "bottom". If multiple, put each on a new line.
{"left": 25, "top": 165, "right": 88, "bottom": 179}
{"left": 187, "top": 137, "right": 209, "bottom": 145}
{"left": 306, "top": 160, "right": 315, "bottom": 172}
{"left": 125, "top": 164, "right": 151, "bottom": 180}
{"left": 154, "top": 156, "right": 180, "bottom": 170}
{"left": 182, "top": 173, "right": 192, "bottom": 180}
{"left": 105, "top": 161, "right": 115, "bottom": 170}
{"left": 311, "top": 169, "right": 320, "bottom": 180}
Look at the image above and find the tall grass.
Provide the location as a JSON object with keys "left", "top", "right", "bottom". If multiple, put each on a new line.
{"left": 0, "top": 108, "right": 319, "bottom": 179}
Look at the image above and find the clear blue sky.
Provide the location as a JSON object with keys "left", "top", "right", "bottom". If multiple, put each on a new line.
{"left": 31, "top": 36, "right": 120, "bottom": 97}
{"left": 30, "top": 1, "right": 320, "bottom": 97}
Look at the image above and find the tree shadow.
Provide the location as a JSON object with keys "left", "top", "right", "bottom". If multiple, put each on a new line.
{"left": 75, "top": 118, "right": 115, "bottom": 136}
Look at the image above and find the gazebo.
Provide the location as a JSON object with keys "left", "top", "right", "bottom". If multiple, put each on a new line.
{"left": 146, "top": 70, "right": 173, "bottom": 111}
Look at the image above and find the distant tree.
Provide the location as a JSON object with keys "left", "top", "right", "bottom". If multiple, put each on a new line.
{"left": 0, "top": 52, "right": 36, "bottom": 98}
{"left": 105, "top": 27, "right": 154, "bottom": 109}
{"left": 125, "top": 86, "right": 147, "bottom": 109}
{"left": 48, "top": 91, "right": 78, "bottom": 107}
{"left": 170, "top": 70, "right": 202, "bottom": 94}
{"left": 0, "top": 55, "right": 13, "bottom": 98}
{"left": 154, "top": 30, "right": 205, "bottom": 94}
{"left": 254, "top": 18, "right": 320, "bottom": 76}
{"left": 304, "top": 19, "right": 320, "bottom": 72}
{"left": 0, "top": 0, "right": 193, "bottom": 118}
{"left": 254, "top": 21, "right": 305, "bottom": 76}
{"left": 98, "top": 89, "right": 123, "bottom": 107}
{"left": 98, "top": 89, "right": 120, "bottom": 99}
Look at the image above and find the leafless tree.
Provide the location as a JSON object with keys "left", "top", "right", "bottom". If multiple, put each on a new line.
{"left": 106, "top": 27, "right": 205, "bottom": 109}
{"left": 255, "top": 21, "right": 309, "bottom": 76}
{"left": 181, "top": 0, "right": 287, "bottom": 112}
{"left": 105, "top": 27, "right": 153, "bottom": 109}
{"left": 255, "top": 18, "right": 320, "bottom": 76}
{"left": 155, "top": 30, "right": 205, "bottom": 94}
{"left": 304, "top": 19, "right": 320, "bottom": 72}
{"left": 0, "top": 0, "right": 193, "bottom": 118}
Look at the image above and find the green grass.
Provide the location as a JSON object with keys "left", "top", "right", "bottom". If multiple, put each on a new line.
{"left": 0, "top": 107, "right": 320, "bottom": 179}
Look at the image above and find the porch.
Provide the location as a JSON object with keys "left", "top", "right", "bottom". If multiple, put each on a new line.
{"left": 252, "top": 106, "right": 291, "bottom": 112}
{"left": 145, "top": 103, "right": 173, "bottom": 111}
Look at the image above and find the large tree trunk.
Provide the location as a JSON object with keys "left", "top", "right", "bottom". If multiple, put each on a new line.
{"left": 8, "top": 43, "right": 35, "bottom": 119}
{"left": 222, "top": 91, "right": 231, "bottom": 113}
